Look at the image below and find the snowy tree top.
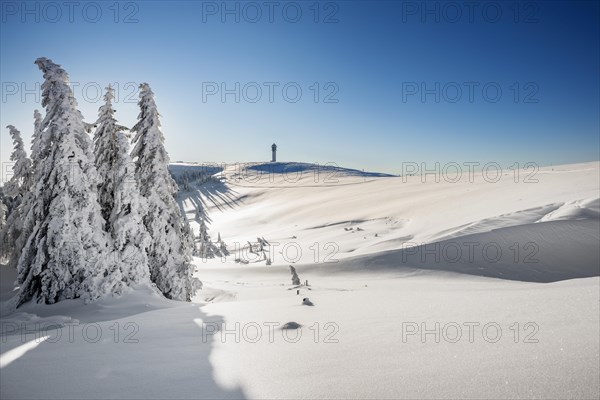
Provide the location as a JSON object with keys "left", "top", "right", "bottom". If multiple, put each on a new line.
{"left": 5, "top": 124, "right": 32, "bottom": 197}
{"left": 104, "top": 84, "right": 115, "bottom": 104}
{"left": 6, "top": 125, "right": 27, "bottom": 161}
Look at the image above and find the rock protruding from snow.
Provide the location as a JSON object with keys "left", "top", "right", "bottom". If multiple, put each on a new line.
{"left": 302, "top": 297, "right": 314, "bottom": 306}
{"left": 281, "top": 322, "right": 302, "bottom": 329}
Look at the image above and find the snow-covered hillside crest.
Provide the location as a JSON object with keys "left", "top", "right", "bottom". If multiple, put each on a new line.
{"left": 131, "top": 83, "right": 200, "bottom": 301}
{"left": 176, "top": 160, "right": 600, "bottom": 280}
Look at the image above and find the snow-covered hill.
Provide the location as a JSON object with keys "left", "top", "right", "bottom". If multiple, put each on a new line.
{"left": 180, "top": 161, "right": 599, "bottom": 279}
{"left": 185, "top": 160, "right": 600, "bottom": 398}
{"left": 1, "top": 161, "right": 598, "bottom": 399}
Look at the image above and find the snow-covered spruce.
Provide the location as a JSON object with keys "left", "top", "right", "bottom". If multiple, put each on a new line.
{"left": 131, "top": 83, "right": 200, "bottom": 301}
{"left": 108, "top": 131, "right": 152, "bottom": 284}
{"left": 31, "top": 109, "right": 45, "bottom": 161}
{"left": 94, "top": 86, "right": 151, "bottom": 284}
{"left": 0, "top": 125, "right": 33, "bottom": 265}
{"left": 290, "top": 265, "right": 301, "bottom": 286}
{"left": 192, "top": 208, "right": 221, "bottom": 259}
{"left": 0, "top": 200, "right": 5, "bottom": 231}
{"left": 0, "top": 188, "right": 7, "bottom": 260}
{"left": 196, "top": 214, "right": 212, "bottom": 258}
{"left": 15, "top": 58, "right": 120, "bottom": 307}
{"left": 217, "top": 232, "right": 228, "bottom": 256}
{"left": 3, "top": 125, "right": 32, "bottom": 198}
{"left": 93, "top": 86, "right": 129, "bottom": 224}
{"left": 12, "top": 110, "right": 50, "bottom": 274}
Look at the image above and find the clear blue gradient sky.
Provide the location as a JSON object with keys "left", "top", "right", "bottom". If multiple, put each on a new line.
{"left": 1, "top": 0, "right": 598, "bottom": 174}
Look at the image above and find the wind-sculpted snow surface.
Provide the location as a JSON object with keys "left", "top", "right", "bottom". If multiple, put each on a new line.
{"left": 187, "top": 160, "right": 599, "bottom": 399}
{"left": 1, "top": 161, "right": 599, "bottom": 399}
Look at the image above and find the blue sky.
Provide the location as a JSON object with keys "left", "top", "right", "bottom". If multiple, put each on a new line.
{"left": 1, "top": 0, "right": 598, "bottom": 174}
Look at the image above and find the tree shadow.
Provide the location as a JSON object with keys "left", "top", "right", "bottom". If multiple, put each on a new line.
{"left": 196, "top": 181, "right": 242, "bottom": 214}
{"left": 178, "top": 180, "right": 242, "bottom": 227}
{"left": 0, "top": 293, "right": 247, "bottom": 399}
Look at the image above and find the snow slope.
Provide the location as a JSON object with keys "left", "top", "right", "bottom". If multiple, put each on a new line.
{"left": 188, "top": 162, "right": 599, "bottom": 277}
{"left": 1, "top": 161, "right": 599, "bottom": 399}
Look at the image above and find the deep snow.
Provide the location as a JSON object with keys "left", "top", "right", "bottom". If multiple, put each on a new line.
{"left": 1, "top": 161, "right": 599, "bottom": 399}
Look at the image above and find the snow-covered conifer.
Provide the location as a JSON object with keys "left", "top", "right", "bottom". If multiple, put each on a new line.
{"left": 197, "top": 217, "right": 212, "bottom": 258}
{"left": 30, "top": 110, "right": 46, "bottom": 166}
{"left": 15, "top": 58, "right": 119, "bottom": 306}
{"left": 131, "top": 83, "right": 199, "bottom": 301}
{"left": 10, "top": 110, "right": 50, "bottom": 271}
{"left": 0, "top": 126, "right": 33, "bottom": 264}
{"left": 4, "top": 125, "right": 32, "bottom": 198}
{"left": 109, "top": 131, "right": 151, "bottom": 284}
{"left": 94, "top": 86, "right": 123, "bottom": 224}
{"left": 290, "top": 265, "right": 301, "bottom": 286}
{"left": 0, "top": 201, "right": 6, "bottom": 233}
{"left": 0, "top": 190, "right": 7, "bottom": 262}
{"left": 93, "top": 86, "right": 150, "bottom": 284}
